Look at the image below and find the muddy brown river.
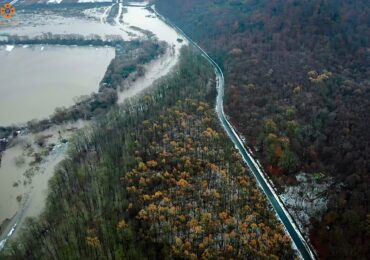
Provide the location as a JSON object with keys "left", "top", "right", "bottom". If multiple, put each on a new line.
{"left": 0, "top": 2, "right": 185, "bottom": 250}
{"left": 0, "top": 45, "right": 114, "bottom": 126}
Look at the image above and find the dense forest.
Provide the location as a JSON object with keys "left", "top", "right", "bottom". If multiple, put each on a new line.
{"left": 155, "top": 0, "right": 370, "bottom": 259}
{"left": 1, "top": 47, "right": 296, "bottom": 259}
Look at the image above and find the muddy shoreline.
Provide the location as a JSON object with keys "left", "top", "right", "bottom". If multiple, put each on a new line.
{"left": 0, "top": 2, "right": 185, "bottom": 250}
{"left": 0, "top": 121, "right": 86, "bottom": 245}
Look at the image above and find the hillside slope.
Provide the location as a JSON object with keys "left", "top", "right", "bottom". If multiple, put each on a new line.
{"left": 156, "top": 0, "right": 370, "bottom": 259}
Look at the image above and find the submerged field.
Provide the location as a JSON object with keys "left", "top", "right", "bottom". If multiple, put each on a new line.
{"left": 0, "top": 1, "right": 184, "bottom": 250}
{"left": 0, "top": 45, "right": 114, "bottom": 126}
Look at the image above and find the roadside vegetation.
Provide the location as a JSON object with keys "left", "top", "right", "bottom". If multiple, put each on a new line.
{"left": 156, "top": 0, "right": 370, "bottom": 258}
{"left": 1, "top": 47, "right": 296, "bottom": 259}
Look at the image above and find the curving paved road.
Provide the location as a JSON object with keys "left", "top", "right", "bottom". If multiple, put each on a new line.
{"left": 152, "top": 5, "right": 317, "bottom": 260}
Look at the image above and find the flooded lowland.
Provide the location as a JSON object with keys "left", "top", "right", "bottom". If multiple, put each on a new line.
{"left": 0, "top": 45, "right": 114, "bottom": 126}
{"left": 0, "top": 1, "right": 186, "bottom": 250}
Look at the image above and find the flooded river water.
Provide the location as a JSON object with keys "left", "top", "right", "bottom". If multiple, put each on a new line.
{"left": 115, "top": 4, "right": 186, "bottom": 103}
{"left": 0, "top": 2, "right": 185, "bottom": 250}
{"left": 0, "top": 45, "right": 114, "bottom": 126}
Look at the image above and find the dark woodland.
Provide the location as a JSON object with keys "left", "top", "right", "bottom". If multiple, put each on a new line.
{"left": 156, "top": 0, "right": 370, "bottom": 259}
